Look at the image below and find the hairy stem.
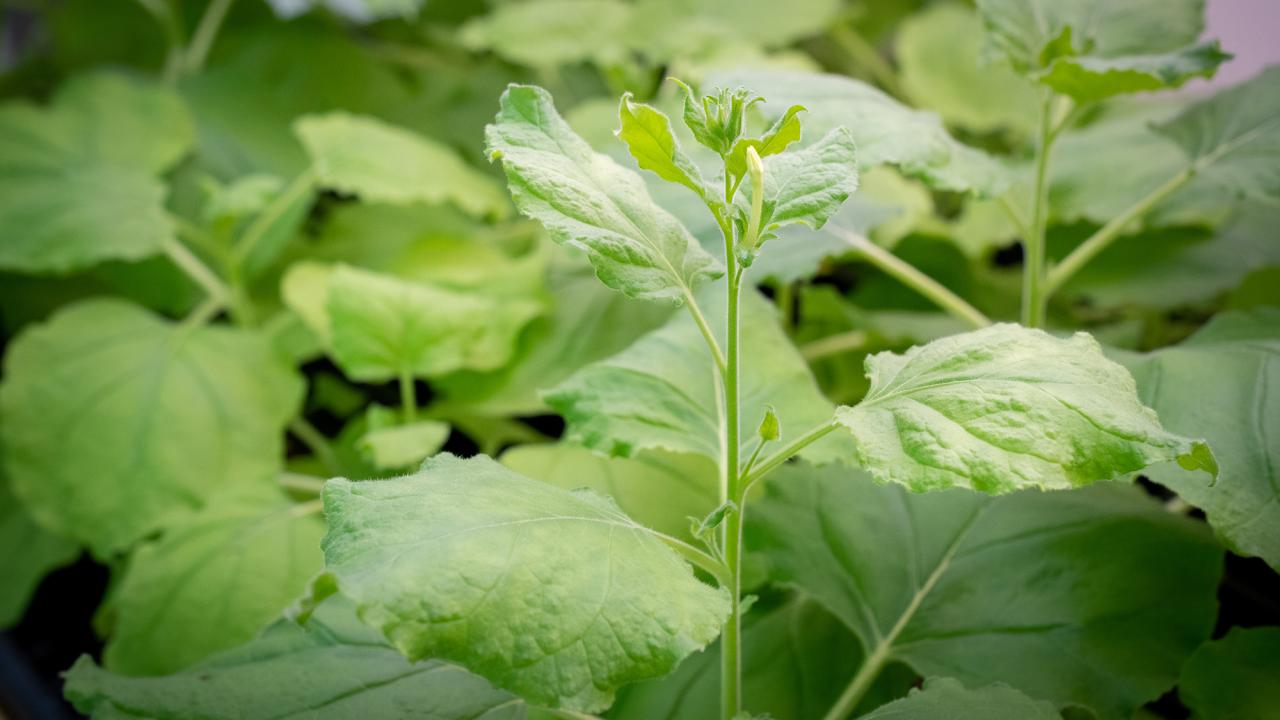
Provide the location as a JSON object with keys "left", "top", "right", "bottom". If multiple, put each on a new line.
{"left": 184, "top": 0, "right": 236, "bottom": 75}
{"left": 1022, "top": 91, "right": 1057, "bottom": 328}
{"left": 720, "top": 262, "right": 744, "bottom": 720}
{"left": 684, "top": 290, "right": 728, "bottom": 373}
{"left": 833, "top": 229, "right": 991, "bottom": 329}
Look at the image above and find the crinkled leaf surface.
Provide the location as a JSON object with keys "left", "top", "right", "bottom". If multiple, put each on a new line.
{"left": 0, "top": 72, "right": 194, "bottom": 273}
{"left": 836, "top": 324, "right": 1216, "bottom": 493}
{"left": 710, "top": 70, "right": 1012, "bottom": 196}
{"left": 102, "top": 488, "right": 324, "bottom": 675}
{"left": 1154, "top": 66, "right": 1280, "bottom": 204}
{"left": 295, "top": 112, "right": 507, "bottom": 218}
{"left": 319, "top": 454, "right": 729, "bottom": 712}
{"left": 752, "top": 463, "right": 1222, "bottom": 719}
{"left": 1117, "top": 307, "right": 1280, "bottom": 570}
{"left": 546, "top": 285, "right": 852, "bottom": 463}
{"left": 1179, "top": 627, "right": 1280, "bottom": 720}
{"left": 485, "top": 84, "right": 722, "bottom": 302}
{"left": 501, "top": 443, "right": 718, "bottom": 541}
{"left": 0, "top": 299, "right": 303, "bottom": 556}
{"left": 66, "top": 596, "right": 526, "bottom": 719}
{"left": 745, "top": 127, "right": 859, "bottom": 237}
{"left": 861, "top": 678, "right": 1062, "bottom": 720}
{"left": 0, "top": 465, "right": 78, "bottom": 628}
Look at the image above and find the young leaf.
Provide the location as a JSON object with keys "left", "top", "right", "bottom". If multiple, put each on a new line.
{"left": 617, "top": 93, "right": 712, "bottom": 203}
{"left": 861, "top": 678, "right": 1062, "bottom": 720}
{"left": 1038, "top": 41, "right": 1230, "bottom": 102}
{"left": 358, "top": 415, "right": 451, "bottom": 470}
{"left": 672, "top": 81, "right": 761, "bottom": 157}
{"left": 1153, "top": 65, "right": 1280, "bottom": 204}
{"left": 711, "top": 70, "right": 1011, "bottom": 197}
{"left": 66, "top": 596, "right": 526, "bottom": 719}
{"left": 486, "top": 84, "right": 722, "bottom": 302}
{"left": 740, "top": 127, "right": 859, "bottom": 240}
{"left": 724, "top": 104, "right": 805, "bottom": 186}
{"left": 296, "top": 112, "right": 507, "bottom": 218}
{"left": 0, "top": 466, "right": 78, "bottom": 628}
{"left": 0, "top": 72, "right": 194, "bottom": 273}
{"left": 753, "top": 463, "right": 1223, "bottom": 719}
{"left": 0, "top": 300, "right": 304, "bottom": 556}
{"left": 1117, "top": 307, "right": 1280, "bottom": 571}
{"left": 102, "top": 488, "right": 324, "bottom": 675}
{"left": 836, "top": 324, "right": 1216, "bottom": 494}
{"left": 1179, "top": 628, "right": 1280, "bottom": 720}
{"left": 318, "top": 454, "right": 729, "bottom": 712}
{"left": 545, "top": 286, "right": 852, "bottom": 464}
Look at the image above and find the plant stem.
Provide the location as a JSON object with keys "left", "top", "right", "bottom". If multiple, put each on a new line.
{"left": 183, "top": 0, "right": 236, "bottom": 75}
{"left": 399, "top": 366, "right": 417, "bottom": 423}
{"left": 1022, "top": 91, "right": 1057, "bottom": 328}
{"left": 134, "top": 0, "right": 185, "bottom": 84}
{"left": 279, "top": 472, "right": 327, "bottom": 495}
{"left": 288, "top": 418, "right": 342, "bottom": 476}
{"left": 684, "top": 290, "right": 728, "bottom": 373}
{"left": 234, "top": 170, "right": 315, "bottom": 265}
{"left": 833, "top": 229, "right": 991, "bottom": 329}
{"left": 720, "top": 262, "right": 744, "bottom": 720}
{"left": 775, "top": 281, "right": 795, "bottom": 335}
{"left": 654, "top": 531, "right": 731, "bottom": 587}
{"left": 828, "top": 24, "right": 903, "bottom": 98}
{"left": 800, "top": 330, "right": 869, "bottom": 361}
{"left": 1045, "top": 167, "right": 1195, "bottom": 294}
{"left": 743, "top": 421, "right": 839, "bottom": 493}
{"left": 162, "top": 237, "right": 231, "bottom": 304}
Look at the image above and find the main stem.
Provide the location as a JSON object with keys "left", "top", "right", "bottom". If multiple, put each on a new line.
{"left": 720, "top": 260, "right": 744, "bottom": 719}
{"left": 1021, "top": 91, "right": 1057, "bottom": 328}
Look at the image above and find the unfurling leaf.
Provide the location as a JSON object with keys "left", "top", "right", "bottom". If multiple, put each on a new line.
{"left": 319, "top": 454, "right": 729, "bottom": 712}
{"left": 485, "top": 84, "right": 722, "bottom": 302}
{"left": 617, "top": 93, "right": 712, "bottom": 203}
{"left": 738, "top": 127, "right": 859, "bottom": 245}
{"left": 725, "top": 104, "right": 805, "bottom": 186}
{"left": 836, "top": 324, "right": 1215, "bottom": 494}
{"left": 672, "top": 79, "right": 761, "bottom": 156}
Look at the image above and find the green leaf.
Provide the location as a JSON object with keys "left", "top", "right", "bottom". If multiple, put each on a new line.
{"left": 66, "top": 595, "right": 526, "bottom": 719}
{"left": 545, "top": 286, "right": 852, "bottom": 464}
{"left": 485, "top": 84, "right": 722, "bottom": 302}
{"left": 0, "top": 72, "right": 194, "bottom": 273}
{"left": 102, "top": 488, "right": 324, "bottom": 675}
{"left": 861, "top": 678, "right": 1062, "bottom": 719}
{"left": 896, "top": 4, "right": 1038, "bottom": 134}
{"left": 753, "top": 463, "right": 1223, "bottom": 719}
{"left": 0, "top": 464, "right": 78, "bottom": 628}
{"left": 460, "top": 0, "right": 631, "bottom": 67}
{"left": 358, "top": 405, "right": 451, "bottom": 470}
{"left": 0, "top": 299, "right": 304, "bottom": 556}
{"left": 319, "top": 454, "right": 729, "bottom": 712}
{"left": 1154, "top": 66, "right": 1280, "bottom": 204}
{"left": 1179, "top": 627, "right": 1280, "bottom": 720}
{"left": 617, "top": 93, "right": 711, "bottom": 202}
{"left": 501, "top": 443, "right": 718, "bottom": 542}
{"left": 1116, "top": 307, "right": 1280, "bottom": 570}
{"left": 725, "top": 104, "right": 805, "bottom": 185}
{"left": 710, "top": 70, "right": 1012, "bottom": 196}
{"left": 267, "top": 0, "right": 425, "bottom": 22}
{"left": 1039, "top": 41, "right": 1230, "bottom": 102}
{"left": 746, "top": 127, "right": 859, "bottom": 238}
{"left": 296, "top": 112, "right": 507, "bottom": 218}
{"left": 835, "top": 324, "right": 1216, "bottom": 494}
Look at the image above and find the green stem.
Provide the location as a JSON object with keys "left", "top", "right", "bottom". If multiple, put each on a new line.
{"left": 654, "top": 531, "right": 732, "bottom": 587}
{"left": 133, "top": 0, "right": 185, "bottom": 83}
{"left": 178, "top": 296, "right": 225, "bottom": 331}
{"left": 743, "top": 421, "right": 839, "bottom": 493}
{"left": 288, "top": 418, "right": 342, "bottom": 476}
{"left": 720, "top": 263, "right": 744, "bottom": 720}
{"left": 1022, "top": 91, "right": 1057, "bottom": 328}
{"left": 684, "top": 290, "right": 728, "bottom": 374}
{"left": 183, "top": 0, "right": 236, "bottom": 75}
{"left": 800, "top": 330, "right": 869, "bottom": 362}
{"left": 828, "top": 24, "right": 903, "bottom": 98}
{"left": 233, "top": 169, "right": 315, "bottom": 265}
{"left": 162, "top": 237, "right": 231, "bottom": 304}
{"left": 399, "top": 365, "right": 417, "bottom": 424}
{"left": 834, "top": 229, "right": 991, "bottom": 329}
{"left": 1045, "top": 167, "right": 1195, "bottom": 294}
{"left": 775, "top": 281, "right": 795, "bottom": 335}
{"left": 279, "top": 472, "right": 327, "bottom": 495}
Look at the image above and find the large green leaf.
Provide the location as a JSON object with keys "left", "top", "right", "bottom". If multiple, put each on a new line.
{"left": 1117, "top": 307, "right": 1280, "bottom": 570}
{"left": 974, "top": 0, "right": 1225, "bottom": 101}
{"left": 460, "top": 0, "right": 631, "bottom": 67}
{"left": 835, "top": 324, "right": 1216, "bottom": 493}
{"left": 66, "top": 596, "right": 526, "bottom": 719}
{"left": 745, "top": 128, "right": 859, "bottom": 240}
{"left": 1179, "top": 627, "right": 1280, "bottom": 720}
{"left": 861, "top": 678, "right": 1062, "bottom": 719}
{"left": 0, "top": 72, "right": 194, "bottom": 273}
{"left": 0, "top": 300, "right": 303, "bottom": 556}
{"left": 1154, "top": 66, "right": 1280, "bottom": 204}
{"left": 485, "top": 84, "right": 722, "bottom": 302}
{"left": 752, "top": 463, "right": 1223, "bottom": 719}
{"left": 318, "top": 454, "right": 729, "bottom": 712}
{"left": 709, "top": 70, "right": 1012, "bottom": 197}
{"left": 545, "top": 285, "right": 851, "bottom": 463}
{"left": 102, "top": 489, "right": 324, "bottom": 675}
{"left": 501, "top": 443, "right": 718, "bottom": 541}
{"left": 0, "top": 464, "right": 78, "bottom": 628}
{"left": 295, "top": 112, "right": 507, "bottom": 218}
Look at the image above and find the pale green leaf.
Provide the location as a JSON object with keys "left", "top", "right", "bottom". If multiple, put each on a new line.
{"left": 358, "top": 405, "right": 450, "bottom": 470}
{"left": 0, "top": 72, "right": 194, "bottom": 273}
{"left": 102, "top": 488, "right": 324, "bottom": 675}
{"left": 66, "top": 595, "right": 526, "bottom": 719}
{"left": 485, "top": 84, "right": 722, "bottom": 302}
{"left": 1039, "top": 41, "right": 1230, "bottom": 102}
{"left": 318, "top": 454, "right": 729, "bottom": 712}
{"left": 460, "top": 0, "right": 631, "bottom": 67}
{"left": 753, "top": 463, "right": 1223, "bottom": 719}
{"left": 1179, "top": 627, "right": 1280, "bottom": 720}
{"left": 500, "top": 443, "right": 718, "bottom": 541}
{"left": 1154, "top": 65, "right": 1280, "bottom": 204}
{"left": 725, "top": 104, "right": 805, "bottom": 184}
{"left": 545, "top": 285, "right": 852, "bottom": 464}
{"left": 711, "top": 70, "right": 1012, "bottom": 196}
{"left": 296, "top": 112, "right": 507, "bottom": 218}
{"left": 617, "top": 94, "right": 711, "bottom": 202}
{"left": 267, "top": 0, "right": 424, "bottom": 22}
{"left": 861, "top": 678, "right": 1062, "bottom": 720}
{"left": 629, "top": 0, "right": 843, "bottom": 59}
{"left": 836, "top": 324, "right": 1215, "bottom": 493}
{"left": 1117, "top": 307, "right": 1280, "bottom": 570}
{"left": 746, "top": 127, "right": 859, "bottom": 236}
{"left": 0, "top": 466, "right": 78, "bottom": 628}
{"left": 0, "top": 299, "right": 304, "bottom": 555}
